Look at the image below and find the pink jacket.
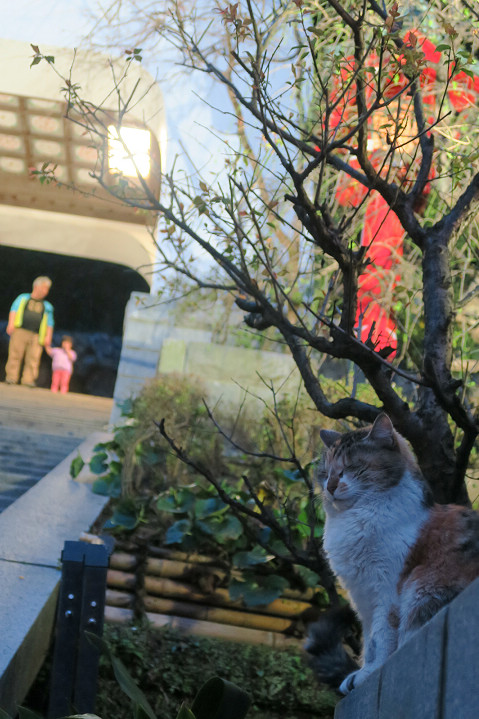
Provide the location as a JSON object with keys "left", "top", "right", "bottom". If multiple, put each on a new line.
{"left": 50, "top": 347, "right": 77, "bottom": 374}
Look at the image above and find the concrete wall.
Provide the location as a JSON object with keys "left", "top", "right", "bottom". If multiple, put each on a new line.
{"left": 111, "top": 292, "right": 304, "bottom": 423}
{"left": 334, "top": 576, "right": 479, "bottom": 719}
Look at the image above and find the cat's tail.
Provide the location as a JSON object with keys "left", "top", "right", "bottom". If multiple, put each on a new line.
{"left": 304, "top": 605, "right": 361, "bottom": 689}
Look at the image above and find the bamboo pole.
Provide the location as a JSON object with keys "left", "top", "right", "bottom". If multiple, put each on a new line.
{"left": 110, "top": 552, "right": 139, "bottom": 571}
{"left": 105, "top": 606, "right": 135, "bottom": 624}
{"left": 107, "top": 569, "right": 137, "bottom": 590}
{"left": 79, "top": 532, "right": 109, "bottom": 545}
{"left": 145, "top": 557, "right": 226, "bottom": 581}
{"left": 282, "top": 586, "right": 315, "bottom": 601}
{"left": 106, "top": 588, "right": 135, "bottom": 608}
{"left": 144, "top": 576, "right": 312, "bottom": 617}
{"left": 145, "top": 612, "right": 301, "bottom": 648}
{"left": 143, "top": 596, "right": 294, "bottom": 633}
{"left": 147, "top": 546, "right": 221, "bottom": 565}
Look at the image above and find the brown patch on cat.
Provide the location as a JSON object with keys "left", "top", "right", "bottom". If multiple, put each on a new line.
{"left": 399, "top": 504, "right": 479, "bottom": 595}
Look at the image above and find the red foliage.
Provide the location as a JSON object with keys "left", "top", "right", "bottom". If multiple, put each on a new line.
{"left": 328, "top": 34, "right": 478, "bottom": 355}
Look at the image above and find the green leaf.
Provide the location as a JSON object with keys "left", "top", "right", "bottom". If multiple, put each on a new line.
{"left": 92, "top": 472, "right": 121, "bottom": 498}
{"left": 165, "top": 519, "right": 192, "bottom": 544}
{"left": 269, "top": 538, "right": 288, "bottom": 556}
{"left": 93, "top": 441, "right": 111, "bottom": 452}
{"left": 137, "top": 707, "right": 155, "bottom": 719}
{"left": 191, "top": 677, "right": 250, "bottom": 719}
{"left": 211, "top": 514, "right": 243, "bottom": 542}
{"left": 109, "top": 460, "right": 123, "bottom": 475}
{"left": 70, "top": 453, "right": 85, "bottom": 479}
{"left": 229, "top": 574, "right": 289, "bottom": 607}
{"left": 118, "top": 397, "right": 134, "bottom": 416}
{"left": 258, "top": 526, "right": 271, "bottom": 544}
{"left": 281, "top": 468, "right": 304, "bottom": 482}
{"left": 104, "top": 507, "right": 139, "bottom": 530}
{"left": 156, "top": 494, "right": 184, "bottom": 514}
{"left": 89, "top": 452, "right": 109, "bottom": 475}
{"left": 228, "top": 577, "right": 246, "bottom": 602}
{"left": 232, "top": 547, "right": 270, "bottom": 568}
{"left": 17, "top": 709, "right": 43, "bottom": 719}
{"left": 176, "top": 705, "right": 196, "bottom": 719}
{"left": 86, "top": 633, "right": 157, "bottom": 719}
{"left": 156, "top": 488, "right": 196, "bottom": 515}
{"left": 0, "top": 709, "right": 13, "bottom": 719}
{"left": 195, "top": 497, "right": 227, "bottom": 519}
{"left": 112, "top": 657, "right": 157, "bottom": 719}
{"left": 294, "top": 565, "right": 320, "bottom": 588}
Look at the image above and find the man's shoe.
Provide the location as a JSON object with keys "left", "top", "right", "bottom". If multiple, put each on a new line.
{"left": 21, "top": 382, "right": 36, "bottom": 388}
{"left": 4, "top": 379, "right": 16, "bottom": 385}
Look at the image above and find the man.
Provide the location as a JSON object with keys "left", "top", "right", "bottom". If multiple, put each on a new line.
{"left": 5, "top": 276, "right": 54, "bottom": 387}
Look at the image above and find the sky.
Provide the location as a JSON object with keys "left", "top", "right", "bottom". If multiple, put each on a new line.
{"left": 1, "top": 0, "right": 93, "bottom": 47}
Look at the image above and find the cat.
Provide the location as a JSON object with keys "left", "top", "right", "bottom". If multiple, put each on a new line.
{"left": 312, "top": 412, "right": 479, "bottom": 694}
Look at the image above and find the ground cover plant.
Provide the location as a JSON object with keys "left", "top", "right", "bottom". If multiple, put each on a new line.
{"left": 94, "top": 623, "right": 338, "bottom": 719}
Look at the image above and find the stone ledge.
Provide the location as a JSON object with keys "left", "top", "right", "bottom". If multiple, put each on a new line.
{"left": 334, "top": 576, "right": 479, "bottom": 719}
{"left": 0, "top": 431, "right": 111, "bottom": 714}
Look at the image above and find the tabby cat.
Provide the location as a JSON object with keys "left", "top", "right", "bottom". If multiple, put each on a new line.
{"left": 314, "top": 413, "right": 479, "bottom": 694}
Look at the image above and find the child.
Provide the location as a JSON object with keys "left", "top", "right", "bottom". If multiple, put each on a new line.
{"left": 46, "top": 335, "right": 77, "bottom": 394}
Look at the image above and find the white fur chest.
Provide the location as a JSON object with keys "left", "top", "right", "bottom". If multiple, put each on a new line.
{"left": 323, "top": 475, "right": 429, "bottom": 623}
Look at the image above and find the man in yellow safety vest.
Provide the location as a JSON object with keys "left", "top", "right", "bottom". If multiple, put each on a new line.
{"left": 5, "top": 276, "right": 54, "bottom": 387}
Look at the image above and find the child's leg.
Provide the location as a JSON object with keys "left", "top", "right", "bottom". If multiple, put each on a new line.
{"left": 59, "top": 371, "right": 72, "bottom": 394}
{"left": 51, "top": 369, "right": 61, "bottom": 392}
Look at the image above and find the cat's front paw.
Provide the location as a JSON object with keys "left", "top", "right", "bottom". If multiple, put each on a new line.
{"left": 339, "top": 671, "right": 358, "bottom": 694}
{"left": 339, "top": 667, "right": 371, "bottom": 695}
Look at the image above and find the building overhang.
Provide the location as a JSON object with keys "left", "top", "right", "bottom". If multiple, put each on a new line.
{"left": 0, "top": 40, "right": 167, "bottom": 283}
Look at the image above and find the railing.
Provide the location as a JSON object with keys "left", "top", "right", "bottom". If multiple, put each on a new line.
{"left": 334, "top": 576, "right": 479, "bottom": 719}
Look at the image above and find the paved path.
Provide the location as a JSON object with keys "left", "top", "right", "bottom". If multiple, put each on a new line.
{"left": 0, "top": 384, "right": 112, "bottom": 512}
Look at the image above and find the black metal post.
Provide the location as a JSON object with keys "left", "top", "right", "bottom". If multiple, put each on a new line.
{"left": 47, "top": 540, "right": 109, "bottom": 719}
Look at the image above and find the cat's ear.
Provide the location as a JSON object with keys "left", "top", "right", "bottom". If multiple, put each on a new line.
{"left": 368, "top": 413, "right": 396, "bottom": 446}
{"left": 320, "top": 429, "right": 342, "bottom": 448}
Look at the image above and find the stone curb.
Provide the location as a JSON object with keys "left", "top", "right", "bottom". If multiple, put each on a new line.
{"left": 0, "top": 431, "right": 112, "bottom": 714}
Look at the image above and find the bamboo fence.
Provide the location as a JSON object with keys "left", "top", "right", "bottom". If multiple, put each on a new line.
{"left": 103, "top": 546, "right": 319, "bottom": 646}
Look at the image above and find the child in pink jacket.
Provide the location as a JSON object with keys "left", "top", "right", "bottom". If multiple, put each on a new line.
{"left": 46, "top": 335, "right": 77, "bottom": 394}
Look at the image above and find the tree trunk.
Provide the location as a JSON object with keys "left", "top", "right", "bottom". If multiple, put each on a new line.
{"left": 412, "top": 390, "right": 469, "bottom": 505}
